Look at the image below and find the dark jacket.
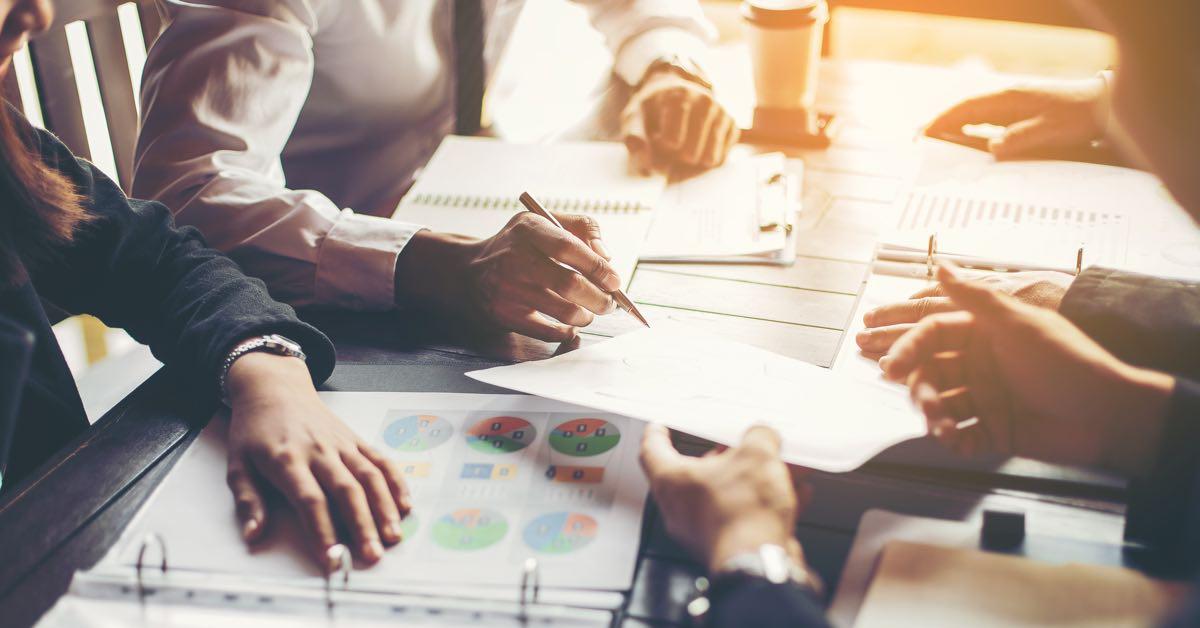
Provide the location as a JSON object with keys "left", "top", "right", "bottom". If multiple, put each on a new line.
{"left": 0, "top": 124, "right": 334, "bottom": 492}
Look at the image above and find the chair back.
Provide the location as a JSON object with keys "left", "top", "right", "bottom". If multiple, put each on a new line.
{"left": 2, "top": 0, "right": 163, "bottom": 192}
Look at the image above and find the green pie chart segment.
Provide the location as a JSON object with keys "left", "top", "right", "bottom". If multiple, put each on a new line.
{"left": 465, "top": 416, "right": 537, "bottom": 454}
{"left": 432, "top": 508, "right": 508, "bottom": 551}
{"left": 549, "top": 418, "right": 620, "bottom": 457}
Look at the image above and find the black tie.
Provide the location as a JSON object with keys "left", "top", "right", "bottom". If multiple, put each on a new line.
{"left": 453, "top": 0, "right": 485, "bottom": 136}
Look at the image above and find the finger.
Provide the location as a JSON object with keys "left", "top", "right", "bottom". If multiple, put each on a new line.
{"left": 989, "top": 115, "right": 1052, "bottom": 160}
{"left": 855, "top": 323, "right": 915, "bottom": 354}
{"left": 312, "top": 458, "right": 384, "bottom": 564}
{"left": 639, "top": 423, "right": 684, "bottom": 477}
{"left": 252, "top": 457, "right": 339, "bottom": 570}
{"left": 651, "top": 89, "right": 689, "bottom": 152}
{"left": 524, "top": 255, "right": 614, "bottom": 316}
{"left": 720, "top": 122, "right": 740, "bottom": 166}
{"left": 520, "top": 284, "right": 595, "bottom": 327}
{"left": 700, "top": 111, "right": 735, "bottom": 169}
{"left": 679, "top": 95, "right": 716, "bottom": 165}
{"left": 519, "top": 218, "right": 622, "bottom": 293}
{"left": 227, "top": 454, "right": 267, "bottom": 543}
{"left": 556, "top": 213, "right": 612, "bottom": 261}
{"left": 358, "top": 444, "right": 413, "bottom": 517}
{"left": 342, "top": 450, "right": 405, "bottom": 546}
{"left": 924, "top": 89, "right": 1043, "bottom": 134}
{"left": 935, "top": 263, "right": 1016, "bottom": 323}
{"left": 499, "top": 307, "right": 578, "bottom": 343}
{"left": 740, "top": 425, "right": 783, "bottom": 457}
{"left": 863, "top": 297, "right": 956, "bottom": 327}
{"left": 909, "top": 282, "right": 947, "bottom": 299}
{"left": 880, "top": 311, "right": 973, "bottom": 381}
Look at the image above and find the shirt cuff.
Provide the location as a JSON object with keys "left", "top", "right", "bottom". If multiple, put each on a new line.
{"left": 314, "top": 209, "right": 425, "bottom": 311}
{"left": 612, "top": 26, "right": 714, "bottom": 87}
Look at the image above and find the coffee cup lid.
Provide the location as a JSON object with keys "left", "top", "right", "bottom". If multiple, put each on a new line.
{"left": 741, "top": 0, "right": 828, "bottom": 28}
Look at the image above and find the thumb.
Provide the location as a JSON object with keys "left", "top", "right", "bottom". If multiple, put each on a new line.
{"left": 989, "top": 116, "right": 1051, "bottom": 160}
{"left": 935, "top": 263, "right": 1015, "bottom": 323}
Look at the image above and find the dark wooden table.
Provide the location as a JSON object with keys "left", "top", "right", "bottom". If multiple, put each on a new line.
{"left": 0, "top": 49, "right": 1135, "bottom": 627}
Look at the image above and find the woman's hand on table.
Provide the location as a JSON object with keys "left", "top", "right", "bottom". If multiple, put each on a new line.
{"left": 223, "top": 352, "right": 412, "bottom": 571}
{"left": 622, "top": 67, "right": 739, "bottom": 175}
{"left": 880, "top": 264, "right": 1174, "bottom": 474}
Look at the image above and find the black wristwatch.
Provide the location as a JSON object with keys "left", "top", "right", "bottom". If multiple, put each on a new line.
{"left": 686, "top": 544, "right": 823, "bottom": 626}
{"left": 640, "top": 54, "right": 713, "bottom": 91}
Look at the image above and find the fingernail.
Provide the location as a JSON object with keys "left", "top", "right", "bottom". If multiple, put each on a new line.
{"left": 863, "top": 309, "right": 876, "bottom": 326}
{"left": 242, "top": 518, "right": 259, "bottom": 541}
{"left": 855, "top": 329, "right": 871, "bottom": 347}
{"left": 592, "top": 239, "right": 612, "bottom": 261}
{"left": 878, "top": 355, "right": 892, "bottom": 371}
{"left": 401, "top": 496, "right": 413, "bottom": 513}
{"left": 365, "top": 539, "right": 384, "bottom": 562}
{"left": 386, "top": 520, "right": 402, "bottom": 543}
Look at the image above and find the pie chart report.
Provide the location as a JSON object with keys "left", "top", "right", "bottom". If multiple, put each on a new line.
{"left": 523, "top": 512, "right": 598, "bottom": 554}
{"left": 549, "top": 418, "right": 621, "bottom": 457}
{"left": 432, "top": 508, "right": 508, "bottom": 551}
{"left": 381, "top": 414, "right": 454, "bottom": 452}
{"left": 465, "top": 416, "right": 537, "bottom": 454}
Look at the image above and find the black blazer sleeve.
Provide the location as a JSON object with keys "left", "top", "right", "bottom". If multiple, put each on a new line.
{"left": 1060, "top": 267, "right": 1200, "bottom": 379}
{"left": 26, "top": 128, "right": 334, "bottom": 392}
{"left": 708, "top": 580, "right": 831, "bottom": 628}
{"left": 1125, "top": 378, "right": 1200, "bottom": 571}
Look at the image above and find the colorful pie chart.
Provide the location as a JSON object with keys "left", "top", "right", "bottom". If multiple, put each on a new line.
{"left": 523, "top": 512, "right": 598, "bottom": 554}
{"left": 381, "top": 414, "right": 454, "bottom": 452}
{"left": 465, "top": 416, "right": 537, "bottom": 454}
{"left": 549, "top": 418, "right": 620, "bottom": 457}
{"left": 432, "top": 508, "right": 508, "bottom": 551}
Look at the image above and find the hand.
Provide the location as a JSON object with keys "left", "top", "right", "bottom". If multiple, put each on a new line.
{"left": 622, "top": 68, "right": 738, "bottom": 175}
{"left": 880, "top": 264, "right": 1175, "bottom": 474}
{"left": 925, "top": 78, "right": 1107, "bottom": 160}
{"left": 396, "top": 213, "right": 620, "bottom": 342}
{"left": 223, "top": 352, "right": 412, "bottom": 570}
{"left": 639, "top": 424, "right": 811, "bottom": 572}
{"left": 856, "top": 271, "right": 1074, "bottom": 355}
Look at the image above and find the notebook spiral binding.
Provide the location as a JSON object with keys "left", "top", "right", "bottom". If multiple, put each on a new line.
{"left": 64, "top": 534, "right": 611, "bottom": 624}
{"left": 409, "top": 192, "right": 649, "bottom": 213}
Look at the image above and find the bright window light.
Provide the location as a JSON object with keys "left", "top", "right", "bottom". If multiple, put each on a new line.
{"left": 64, "top": 20, "right": 119, "bottom": 182}
{"left": 12, "top": 47, "right": 44, "bottom": 128}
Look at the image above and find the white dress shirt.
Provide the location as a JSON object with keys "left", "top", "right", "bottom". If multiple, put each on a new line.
{"left": 134, "top": 0, "right": 715, "bottom": 311}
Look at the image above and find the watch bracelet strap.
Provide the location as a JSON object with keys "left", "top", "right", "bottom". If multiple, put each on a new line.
{"left": 640, "top": 54, "right": 713, "bottom": 91}
{"left": 217, "top": 335, "right": 307, "bottom": 405}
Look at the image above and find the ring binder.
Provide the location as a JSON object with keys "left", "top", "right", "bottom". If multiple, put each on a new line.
{"left": 325, "top": 544, "right": 351, "bottom": 610}
{"left": 134, "top": 533, "right": 167, "bottom": 602}
{"left": 927, "top": 233, "right": 938, "bottom": 279}
{"left": 56, "top": 535, "right": 615, "bottom": 625}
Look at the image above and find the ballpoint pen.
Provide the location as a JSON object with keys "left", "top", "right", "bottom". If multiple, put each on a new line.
{"left": 518, "top": 191, "right": 650, "bottom": 328}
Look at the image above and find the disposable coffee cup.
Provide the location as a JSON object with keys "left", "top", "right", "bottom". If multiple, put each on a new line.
{"left": 742, "top": 0, "right": 828, "bottom": 112}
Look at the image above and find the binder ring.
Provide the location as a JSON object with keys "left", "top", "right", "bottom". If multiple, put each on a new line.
{"left": 135, "top": 533, "right": 168, "bottom": 600}
{"left": 325, "top": 544, "right": 351, "bottom": 610}
{"left": 519, "top": 557, "right": 541, "bottom": 613}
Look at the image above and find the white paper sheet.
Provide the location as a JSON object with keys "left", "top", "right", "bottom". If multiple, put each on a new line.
{"left": 468, "top": 327, "right": 927, "bottom": 472}
{"left": 100, "top": 393, "right": 649, "bottom": 593}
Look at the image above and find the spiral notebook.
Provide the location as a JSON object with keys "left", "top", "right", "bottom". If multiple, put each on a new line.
{"left": 393, "top": 136, "right": 665, "bottom": 288}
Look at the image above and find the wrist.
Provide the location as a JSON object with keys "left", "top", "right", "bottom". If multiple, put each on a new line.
{"left": 224, "top": 352, "right": 313, "bottom": 407}
{"left": 707, "top": 516, "right": 792, "bottom": 574}
{"left": 393, "top": 230, "right": 476, "bottom": 310}
{"left": 1105, "top": 365, "right": 1176, "bottom": 474}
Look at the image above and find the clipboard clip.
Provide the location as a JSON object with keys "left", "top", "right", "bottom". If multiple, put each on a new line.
{"left": 135, "top": 533, "right": 168, "bottom": 603}
{"left": 325, "top": 544, "right": 352, "bottom": 611}
{"left": 756, "top": 171, "right": 794, "bottom": 234}
{"left": 519, "top": 557, "right": 541, "bottom": 620}
{"left": 1075, "top": 246, "right": 1084, "bottom": 276}
{"left": 926, "top": 233, "right": 938, "bottom": 279}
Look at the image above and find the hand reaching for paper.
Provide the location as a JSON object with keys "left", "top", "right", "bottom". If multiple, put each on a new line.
{"left": 880, "top": 264, "right": 1174, "bottom": 474}
{"left": 639, "top": 424, "right": 814, "bottom": 574}
{"left": 223, "top": 352, "right": 412, "bottom": 571}
{"left": 856, "top": 270, "right": 1074, "bottom": 355}
{"left": 623, "top": 67, "right": 739, "bottom": 175}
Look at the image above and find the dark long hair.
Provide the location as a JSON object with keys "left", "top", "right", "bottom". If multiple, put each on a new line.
{"left": 0, "top": 102, "right": 88, "bottom": 285}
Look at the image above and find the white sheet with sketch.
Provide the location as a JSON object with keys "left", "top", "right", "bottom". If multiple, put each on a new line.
{"left": 469, "top": 326, "right": 928, "bottom": 472}
{"left": 95, "top": 393, "right": 649, "bottom": 595}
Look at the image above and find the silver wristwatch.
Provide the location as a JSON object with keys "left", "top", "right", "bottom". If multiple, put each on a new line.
{"left": 217, "top": 334, "right": 307, "bottom": 405}
{"left": 641, "top": 53, "right": 713, "bottom": 91}
{"left": 687, "top": 544, "right": 823, "bottom": 625}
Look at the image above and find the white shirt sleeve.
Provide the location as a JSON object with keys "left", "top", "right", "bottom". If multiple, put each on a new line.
{"left": 134, "top": 0, "right": 423, "bottom": 311}
{"left": 572, "top": 0, "right": 718, "bottom": 86}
